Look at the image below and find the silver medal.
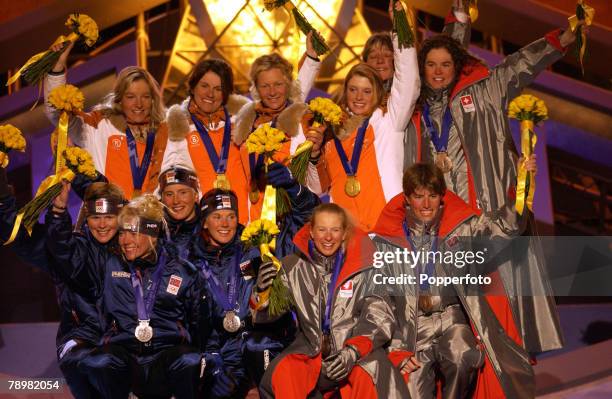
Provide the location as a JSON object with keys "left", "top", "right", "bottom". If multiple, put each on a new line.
{"left": 223, "top": 311, "right": 241, "bottom": 333}
{"left": 135, "top": 320, "right": 154, "bottom": 343}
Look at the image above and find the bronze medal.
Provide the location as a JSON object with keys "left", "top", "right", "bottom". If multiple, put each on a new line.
{"left": 134, "top": 320, "right": 153, "bottom": 343}
{"left": 435, "top": 152, "right": 453, "bottom": 174}
{"left": 214, "top": 173, "right": 231, "bottom": 190}
{"left": 344, "top": 176, "right": 361, "bottom": 197}
{"left": 223, "top": 311, "right": 241, "bottom": 333}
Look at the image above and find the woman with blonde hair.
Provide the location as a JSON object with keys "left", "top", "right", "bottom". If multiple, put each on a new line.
{"left": 44, "top": 43, "right": 169, "bottom": 199}
{"left": 45, "top": 193, "right": 202, "bottom": 398}
{"left": 255, "top": 203, "right": 408, "bottom": 398}
{"left": 233, "top": 33, "right": 322, "bottom": 221}
{"left": 312, "top": 0, "right": 420, "bottom": 232}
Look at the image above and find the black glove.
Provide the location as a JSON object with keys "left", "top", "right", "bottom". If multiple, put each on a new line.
{"left": 256, "top": 261, "right": 278, "bottom": 292}
{"left": 266, "top": 162, "right": 298, "bottom": 192}
{"left": 322, "top": 346, "right": 360, "bottom": 382}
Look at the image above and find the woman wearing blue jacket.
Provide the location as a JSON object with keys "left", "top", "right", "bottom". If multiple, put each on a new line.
{"left": 190, "top": 189, "right": 260, "bottom": 398}
{"left": 1, "top": 167, "right": 119, "bottom": 399}
{"left": 45, "top": 192, "right": 202, "bottom": 398}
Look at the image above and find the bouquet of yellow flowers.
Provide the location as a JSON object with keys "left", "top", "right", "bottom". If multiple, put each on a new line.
{"left": 508, "top": 93, "right": 548, "bottom": 215}
{"left": 48, "top": 84, "right": 85, "bottom": 113}
{"left": 263, "top": 0, "right": 329, "bottom": 55}
{"left": 7, "top": 13, "right": 99, "bottom": 87}
{"left": 241, "top": 219, "right": 292, "bottom": 316}
{"left": 0, "top": 125, "right": 26, "bottom": 168}
{"left": 246, "top": 125, "right": 293, "bottom": 217}
{"left": 508, "top": 94, "right": 548, "bottom": 124}
{"left": 288, "top": 97, "right": 342, "bottom": 184}
{"left": 6, "top": 146, "right": 98, "bottom": 244}
{"left": 309, "top": 97, "right": 342, "bottom": 127}
{"left": 47, "top": 84, "right": 84, "bottom": 171}
{"left": 245, "top": 124, "right": 287, "bottom": 157}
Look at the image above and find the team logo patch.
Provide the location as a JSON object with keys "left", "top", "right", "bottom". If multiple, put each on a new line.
{"left": 339, "top": 280, "right": 353, "bottom": 298}
{"left": 167, "top": 275, "right": 183, "bottom": 295}
{"left": 445, "top": 235, "right": 459, "bottom": 248}
{"left": 165, "top": 171, "right": 177, "bottom": 184}
{"left": 95, "top": 199, "right": 106, "bottom": 213}
{"left": 111, "top": 271, "right": 131, "bottom": 279}
{"left": 460, "top": 95, "right": 475, "bottom": 113}
{"left": 112, "top": 138, "right": 122, "bottom": 149}
{"left": 190, "top": 134, "right": 199, "bottom": 145}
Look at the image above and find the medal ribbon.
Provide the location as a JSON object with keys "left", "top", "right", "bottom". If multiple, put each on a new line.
{"left": 129, "top": 252, "right": 166, "bottom": 321}
{"left": 191, "top": 106, "right": 232, "bottom": 174}
{"left": 125, "top": 127, "right": 156, "bottom": 192}
{"left": 198, "top": 250, "right": 242, "bottom": 312}
{"left": 309, "top": 241, "right": 344, "bottom": 335}
{"left": 402, "top": 221, "right": 438, "bottom": 291}
{"left": 422, "top": 104, "right": 452, "bottom": 153}
{"left": 333, "top": 117, "right": 369, "bottom": 177}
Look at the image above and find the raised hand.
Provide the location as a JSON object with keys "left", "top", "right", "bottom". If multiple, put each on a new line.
{"left": 51, "top": 40, "right": 76, "bottom": 73}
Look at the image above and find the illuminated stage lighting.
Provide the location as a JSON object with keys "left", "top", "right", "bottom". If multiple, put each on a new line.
{"left": 162, "top": 0, "right": 372, "bottom": 104}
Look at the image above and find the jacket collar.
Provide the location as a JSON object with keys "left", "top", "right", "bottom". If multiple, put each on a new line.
{"left": 293, "top": 223, "right": 375, "bottom": 291}
{"left": 373, "top": 191, "right": 477, "bottom": 243}
{"left": 449, "top": 61, "right": 490, "bottom": 100}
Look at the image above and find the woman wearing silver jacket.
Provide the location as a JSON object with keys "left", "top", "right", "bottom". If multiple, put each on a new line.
{"left": 254, "top": 203, "right": 408, "bottom": 398}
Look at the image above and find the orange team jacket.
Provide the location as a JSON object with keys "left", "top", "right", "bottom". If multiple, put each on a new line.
{"left": 102, "top": 124, "right": 168, "bottom": 200}
{"left": 321, "top": 124, "right": 386, "bottom": 232}
{"left": 185, "top": 126, "right": 249, "bottom": 225}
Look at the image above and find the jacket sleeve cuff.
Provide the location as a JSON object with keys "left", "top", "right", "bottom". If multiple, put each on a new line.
{"left": 445, "top": 10, "right": 469, "bottom": 24}
{"left": 344, "top": 336, "right": 373, "bottom": 358}
{"left": 545, "top": 29, "right": 567, "bottom": 53}
{"left": 387, "top": 350, "right": 414, "bottom": 368}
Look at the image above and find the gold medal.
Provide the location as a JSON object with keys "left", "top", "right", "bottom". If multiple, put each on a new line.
{"left": 344, "top": 176, "right": 361, "bottom": 197}
{"left": 132, "top": 189, "right": 142, "bottom": 198}
{"left": 223, "top": 311, "right": 241, "bottom": 333}
{"left": 435, "top": 152, "right": 453, "bottom": 174}
{"left": 134, "top": 320, "right": 153, "bottom": 343}
{"left": 213, "top": 173, "right": 231, "bottom": 190}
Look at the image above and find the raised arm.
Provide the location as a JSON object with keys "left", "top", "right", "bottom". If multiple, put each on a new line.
{"left": 487, "top": 25, "right": 578, "bottom": 108}
{"left": 386, "top": 4, "right": 420, "bottom": 131}
{"left": 442, "top": 0, "right": 472, "bottom": 48}
{"left": 297, "top": 32, "right": 322, "bottom": 102}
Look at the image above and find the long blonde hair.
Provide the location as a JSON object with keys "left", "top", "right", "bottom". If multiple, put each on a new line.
{"left": 98, "top": 66, "right": 166, "bottom": 129}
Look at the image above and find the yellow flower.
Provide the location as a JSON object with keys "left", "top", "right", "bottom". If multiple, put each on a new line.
{"left": 309, "top": 97, "right": 342, "bottom": 126}
{"left": 246, "top": 125, "right": 286, "bottom": 155}
{"left": 509, "top": 94, "right": 547, "bottom": 123}
{"left": 65, "top": 14, "right": 99, "bottom": 47}
{"left": 63, "top": 146, "right": 96, "bottom": 179}
{"left": 0, "top": 124, "right": 26, "bottom": 152}
{"left": 48, "top": 85, "right": 85, "bottom": 113}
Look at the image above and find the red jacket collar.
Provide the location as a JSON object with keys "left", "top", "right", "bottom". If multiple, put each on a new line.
{"left": 293, "top": 224, "right": 375, "bottom": 291}
{"left": 450, "top": 61, "right": 489, "bottom": 99}
{"left": 373, "top": 191, "right": 476, "bottom": 243}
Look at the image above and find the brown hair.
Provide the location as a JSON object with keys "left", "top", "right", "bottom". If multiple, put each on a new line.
{"left": 418, "top": 34, "right": 484, "bottom": 93}
{"left": 339, "top": 63, "right": 385, "bottom": 115}
{"left": 362, "top": 32, "right": 393, "bottom": 62}
{"left": 188, "top": 59, "right": 234, "bottom": 105}
{"left": 84, "top": 182, "right": 125, "bottom": 203}
{"left": 99, "top": 66, "right": 166, "bottom": 129}
{"left": 402, "top": 163, "right": 447, "bottom": 197}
